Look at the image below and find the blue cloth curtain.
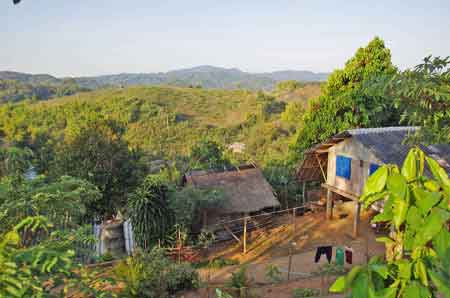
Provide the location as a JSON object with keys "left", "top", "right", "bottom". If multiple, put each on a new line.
{"left": 336, "top": 155, "right": 352, "bottom": 179}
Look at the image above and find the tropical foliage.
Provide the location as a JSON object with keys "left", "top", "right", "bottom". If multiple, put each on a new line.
{"left": 388, "top": 55, "right": 450, "bottom": 144}
{"left": 114, "top": 248, "right": 199, "bottom": 298}
{"left": 290, "top": 37, "right": 399, "bottom": 161}
{"left": 127, "top": 175, "right": 175, "bottom": 249}
{"left": 330, "top": 148, "right": 450, "bottom": 297}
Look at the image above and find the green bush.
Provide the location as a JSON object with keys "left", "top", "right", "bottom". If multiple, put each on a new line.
{"left": 226, "top": 265, "right": 251, "bottom": 289}
{"left": 265, "top": 264, "right": 283, "bottom": 283}
{"left": 193, "top": 257, "right": 239, "bottom": 269}
{"left": 114, "top": 248, "right": 198, "bottom": 298}
{"left": 166, "top": 263, "right": 200, "bottom": 294}
{"left": 292, "top": 288, "right": 320, "bottom": 298}
{"left": 99, "top": 251, "right": 114, "bottom": 262}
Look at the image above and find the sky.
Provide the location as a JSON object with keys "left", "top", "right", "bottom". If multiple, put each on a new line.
{"left": 1, "top": 0, "right": 449, "bottom": 77}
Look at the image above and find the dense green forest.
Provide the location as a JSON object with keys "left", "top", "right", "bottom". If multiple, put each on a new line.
{"left": 0, "top": 37, "right": 448, "bottom": 297}
{"left": 0, "top": 78, "right": 89, "bottom": 103}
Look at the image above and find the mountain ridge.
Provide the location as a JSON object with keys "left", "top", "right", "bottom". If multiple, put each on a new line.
{"left": 0, "top": 66, "right": 329, "bottom": 90}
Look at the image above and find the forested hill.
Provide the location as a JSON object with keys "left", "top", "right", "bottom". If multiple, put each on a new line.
{"left": 0, "top": 82, "right": 318, "bottom": 169}
{"left": 0, "top": 66, "right": 328, "bottom": 91}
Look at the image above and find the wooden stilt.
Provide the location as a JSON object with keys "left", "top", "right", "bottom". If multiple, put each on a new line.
{"left": 302, "top": 182, "right": 306, "bottom": 204}
{"left": 243, "top": 216, "right": 248, "bottom": 254}
{"left": 353, "top": 201, "right": 361, "bottom": 238}
{"left": 326, "top": 189, "right": 333, "bottom": 220}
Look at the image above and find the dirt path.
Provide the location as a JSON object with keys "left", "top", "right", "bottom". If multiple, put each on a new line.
{"left": 183, "top": 208, "right": 386, "bottom": 297}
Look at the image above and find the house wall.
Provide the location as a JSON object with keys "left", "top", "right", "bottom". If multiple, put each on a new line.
{"left": 327, "top": 138, "right": 382, "bottom": 196}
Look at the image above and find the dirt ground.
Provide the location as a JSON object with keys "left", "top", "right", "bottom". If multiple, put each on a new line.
{"left": 181, "top": 206, "right": 386, "bottom": 298}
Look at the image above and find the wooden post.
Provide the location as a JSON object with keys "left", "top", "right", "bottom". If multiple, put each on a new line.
{"left": 177, "top": 227, "right": 182, "bottom": 264}
{"left": 302, "top": 182, "right": 306, "bottom": 204}
{"left": 287, "top": 245, "right": 293, "bottom": 281}
{"left": 353, "top": 201, "right": 361, "bottom": 238}
{"left": 292, "top": 208, "right": 296, "bottom": 236}
{"left": 326, "top": 189, "right": 333, "bottom": 220}
{"left": 243, "top": 216, "right": 248, "bottom": 254}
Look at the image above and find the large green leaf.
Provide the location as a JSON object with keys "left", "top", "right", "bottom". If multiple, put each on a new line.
{"left": 432, "top": 229, "right": 450, "bottom": 261}
{"left": 402, "top": 150, "right": 417, "bottom": 182}
{"left": 423, "top": 180, "right": 440, "bottom": 192}
{"left": 428, "top": 269, "right": 450, "bottom": 297}
{"left": 413, "top": 188, "right": 442, "bottom": 215}
{"left": 387, "top": 173, "right": 407, "bottom": 200}
{"left": 374, "top": 287, "right": 397, "bottom": 298}
{"left": 414, "top": 209, "right": 448, "bottom": 247}
{"left": 392, "top": 197, "right": 408, "bottom": 229}
{"left": 371, "top": 264, "right": 389, "bottom": 279}
{"left": 403, "top": 281, "right": 432, "bottom": 298}
{"left": 352, "top": 271, "right": 369, "bottom": 298}
{"left": 397, "top": 260, "right": 412, "bottom": 280}
{"left": 406, "top": 206, "right": 422, "bottom": 231}
{"left": 362, "top": 166, "right": 388, "bottom": 198}
{"left": 329, "top": 276, "right": 346, "bottom": 293}
{"left": 371, "top": 211, "right": 393, "bottom": 223}
{"left": 426, "top": 156, "right": 450, "bottom": 196}
{"left": 414, "top": 260, "right": 428, "bottom": 286}
{"left": 364, "top": 191, "right": 388, "bottom": 208}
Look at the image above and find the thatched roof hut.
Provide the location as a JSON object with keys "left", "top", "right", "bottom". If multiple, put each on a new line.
{"left": 183, "top": 165, "right": 280, "bottom": 215}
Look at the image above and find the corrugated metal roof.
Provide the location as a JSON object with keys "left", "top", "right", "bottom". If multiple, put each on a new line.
{"left": 297, "top": 126, "right": 450, "bottom": 182}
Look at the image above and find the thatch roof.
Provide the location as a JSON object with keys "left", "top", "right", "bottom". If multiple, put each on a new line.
{"left": 184, "top": 165, "right": 280, "bottom": 214}
{"left": 297, "top": 127, "right": 450, "bottom": 182}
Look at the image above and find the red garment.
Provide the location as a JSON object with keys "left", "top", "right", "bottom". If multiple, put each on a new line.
{"left": 345, "top": 248, "right": 353, "bottom": 264}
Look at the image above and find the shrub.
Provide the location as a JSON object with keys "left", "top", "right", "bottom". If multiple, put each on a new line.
{"left": 292, "top": 288, "right": 320, "bottom": 298}
{"left": 114, "top": 248, "right": 198, "bottom": 298}
{"left": 166, "top": 263, "right": 200, "bottom": 294}
{"left": 265, "top": 264, "right": 283, "bottom": 283}
{"left": 99, "top": 251, "right": 114, "bottom": 263}
{"left": 226, "top": 265, "right": 251, "bottom": 289}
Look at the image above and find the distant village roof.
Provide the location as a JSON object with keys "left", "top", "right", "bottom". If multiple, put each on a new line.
{"left": 183, "top": 165, "right": 280, "bottom": 214}
{"left": 298, "top": 127, "right": 450, "bottom": 182}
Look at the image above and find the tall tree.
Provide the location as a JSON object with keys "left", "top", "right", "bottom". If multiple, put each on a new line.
{"left": 290, "top": 37, "right": 399, "bottom": 160}
{"left": 389, "top": 55, "right": 450, "bottom": 144}
{"left": 52, "top": 119, "right": 142, "bottom": 218}
{"left": 189, "top": 138, "right": 231, "bottom": 170}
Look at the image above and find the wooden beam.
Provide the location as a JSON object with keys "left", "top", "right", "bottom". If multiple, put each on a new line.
{"left": 326, "top": 189, "right": 333, "bottom": 220}
{"left": 315, "top": 154, "right": 327, "bottom": 182}
{"left": 222, "top": 224, "right": 241, "bottom": 244}
{"left": 321, "top": 183, "right": 359, "bottom": 201}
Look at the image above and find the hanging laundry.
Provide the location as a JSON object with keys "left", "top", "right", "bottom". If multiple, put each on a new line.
{"left": 335, "top": 247, "right": 344, "bottom": 266}
{"left": 314, "top": 246, "right": 332, "bottom": 263}
{"left": 345, "top": 246, "right": 353, "bottom": 264}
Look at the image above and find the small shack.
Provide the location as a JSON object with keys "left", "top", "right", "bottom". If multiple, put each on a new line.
{"left": 297, "top": 127, "right": 450, "bottom": 237}
{"left": 183, "top": 164, "right": 280, "bottom": 231}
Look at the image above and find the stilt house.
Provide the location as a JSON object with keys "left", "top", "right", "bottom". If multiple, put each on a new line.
{"left": 297, "top": 127, "right": 450, "bottom": 237}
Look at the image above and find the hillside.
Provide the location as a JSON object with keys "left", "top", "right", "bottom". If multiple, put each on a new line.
{"left": 0, "top": 66, "right": 329, "bottom": 91}
{"left": 0, "top": 78, "right": 89, "bottom": 103}
{"left": 0, "top": 84, "right": 320, "bottom": 166}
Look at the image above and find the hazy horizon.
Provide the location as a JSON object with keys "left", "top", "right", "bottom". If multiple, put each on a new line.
{"left": 2, "top": 0, "right": 449, "bottom": 77}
